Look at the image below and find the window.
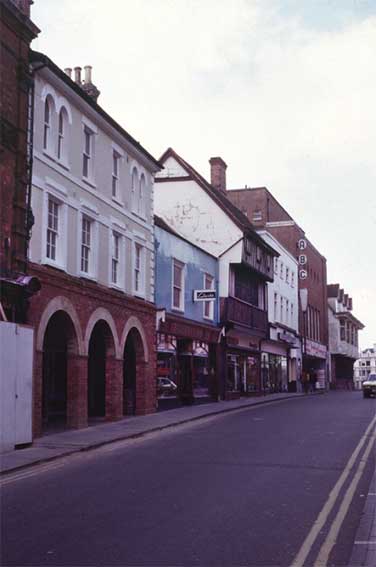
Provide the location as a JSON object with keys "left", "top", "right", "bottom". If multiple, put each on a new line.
{"left": 286, "top": 299, "right": 289, "bottom": 325}
{"left": 57, "top": 108, "right": 68, "bottom": 160}
{"left": 138, "top": 174, "right": 145, "bottom": 217}
{"left": 291, "top": 272, "right": 295, "bottom": 288}
{"left": 46, "top": 198, "right": 58, "bottom": 260}
{"left": 340, "top": 319, "right": 345, "bottom": 341}
{"left": 131, "top": 168, "right": 138, "bottom": 212}
{"left": 286, "top": 267, "right": 289, "bottom": 283}
{"left": 134, "top": 243, "right": 144, "bottom": 294}
{"left": 291, "top": 303, "right": 294, "bottom": 324}
{"left": 252, "top": 210, "right": 262, "bottom": 222}
{"left": 274, "top": 292, "right": 278, "bottom": 321}
{"left": 280, "top": 262, "right": 284, "bottom": 279}
{"left": 81, "top": 217, "right": 91, "bottom": 273}
{"left": 43, "top": 98, "right": 51, "bottom": 151}
{"left": 274, "top": 258, "right": 278, "bottom": 274}
{"left": 280, "top": 296, "right": 284, "bottom": 323}
{"left": 172, "top": 259, "right": 184, "bottom": 311}
{"left": 112, "top": 151, "right": 120, "bottom": 198}
{"left": 83, "top": 127, "right": 93, "bottom": 179}
{"left": 203, "top": 273, "right": 214, "bottom": 319}
{"left": 111, "top": 232, "right": 120, "bottom": 285}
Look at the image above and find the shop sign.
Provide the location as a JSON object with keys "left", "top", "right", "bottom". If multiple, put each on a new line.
{"left": 157, "top": 333, "right": 177, "bottom": 352}
{"left": 193, "top": 289, "right": 216, "bottom": 301}
{"left": 278, "top": 331, "right": 297, "bottom": 345}
{"left": 160, "top": 319, "right": 219, "bottom": 343}
{"left": 299, "top": 269, "right": 308, "bottom": 280}
{"left": 298, "top": 254, "right": 307, "bottom": 265}
{"left": 306, "top": 339, "right": 327, "bottom": 359}
{"left": 193, "top": 340, "right": 209, "bottom": 357}
{"left": 298, "top": 238, "right": 307, "bottom": 250}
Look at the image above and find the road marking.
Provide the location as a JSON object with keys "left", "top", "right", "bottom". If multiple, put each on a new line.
{"left": 0, "top": 461, "right": 65, "bottom": 487}
{"left": 314, "top": 426, "right": 375, "bottom": 566}
{"left": 354, "top": 541, "right": 376, "bottom": 545}
{"left": 291, "top": 414, "right": 376, "bottom": 567}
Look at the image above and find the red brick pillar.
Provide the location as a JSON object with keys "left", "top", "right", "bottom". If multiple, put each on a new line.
{"left": 136, "top": 360, "right": 156, "bottom": 415}
{"left": 67, "top": 354, "right": 88, "bottom": 429}
{"left": 33, "top": 349, "right": 43, "bottom": 439}
{"left": 106, "top": 357, "right": 123, "bottom": 421}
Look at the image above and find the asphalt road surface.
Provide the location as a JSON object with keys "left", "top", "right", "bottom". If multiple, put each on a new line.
{"left": 1, "top": 391, "right": 375, "bottom": 566}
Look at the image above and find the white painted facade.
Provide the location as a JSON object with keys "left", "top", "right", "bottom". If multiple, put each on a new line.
{"left": 30, "top": 66, "right": 159, "bottom": 301}
{"left": 327, "top": 298, "right": 360, "bottom": 359}
{"left": 354, "top": 345, "right": 376, "bottom": 390}
{"left": 155, "top": 156, "right": 246, "bottom": 301}
{"left": 258, "top": 230, "right": 299, "bottom": 332}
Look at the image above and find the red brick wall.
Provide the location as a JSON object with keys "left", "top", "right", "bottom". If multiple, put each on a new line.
{"left": 0, "top": 2, "right": 38, "bottom": 276}
{"left": 28, "top": 263, "right": 157, "bottom": 437}
{"left": 227, "top": 187, "right": 328, "bottom": 346}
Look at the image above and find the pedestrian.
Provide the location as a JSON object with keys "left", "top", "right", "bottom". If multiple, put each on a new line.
{"left": 309, "top": 371, "right": 316, "bottom": 393}
{"left": 302, "top": 371, "right": 310, "bottom": 394}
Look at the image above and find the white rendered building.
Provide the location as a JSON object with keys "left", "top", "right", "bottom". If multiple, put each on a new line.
{"left": 354, "top": 345, "right": 376, "bottom": 390}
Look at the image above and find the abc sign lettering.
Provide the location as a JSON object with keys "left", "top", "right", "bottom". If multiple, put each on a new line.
{"left": 299, "top": 254, "right": 307, "bottom": 265}
{"left": 299, "top": 269, "right": 308, "bottom": 280}
{"left": 298, "top": 239, "right": 307, "bottom": 250}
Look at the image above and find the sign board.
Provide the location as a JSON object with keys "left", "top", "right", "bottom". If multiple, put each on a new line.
{"left": 299, "top": 269, "right": 308, "bottom": 280}
{"left": 193, "top": 289, "right": 216, "bottom": 301}
{"left": 299, "top": 254, "right": 307, "bottom": 265}
{"left": 306, "top": 340, "right": 327, "bottom": 359}
{"left": 298, "top": 239, "right": 307, "bottom": 250}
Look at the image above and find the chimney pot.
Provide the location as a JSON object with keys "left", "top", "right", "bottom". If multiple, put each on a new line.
{"left": 209, "top": 156, "right": 227, "bottom": 194}
{"left": 84, "top": 65, "right": 92, "bottom": 84}
{"left": 74, "top": 66, "right": 82, "bottom": 84}
{"left": 64, "top": 67, "right": 72, "bottom": 79}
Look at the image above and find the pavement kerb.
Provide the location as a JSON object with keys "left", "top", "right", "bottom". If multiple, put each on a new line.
{"left": 1, "top": 391, "right": 324, "bottom": 477}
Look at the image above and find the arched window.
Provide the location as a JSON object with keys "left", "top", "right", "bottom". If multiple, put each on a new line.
{"left": 131, "top": 168, "right": 138, "bottom": 212}
{"left": 57, "top": 107, "right": 68, "bottom": 160}
{"left": 138, "top": 174, "right": 145, "bottom": 217}
{"left": 43, "top": 97, "right": 51, "bottom": 150}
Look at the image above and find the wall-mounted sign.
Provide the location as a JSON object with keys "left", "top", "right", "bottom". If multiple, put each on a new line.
{"left": 299, "top": 254, "right": 307, "bottom": 265}
{"left": 193, "top": 289, "right": 216, "bottom": 301}
{"left": 298, "top": 238, "right": 307, "bottom": 250}
{"left": 299, "top": 269, "right": 308, "bottom": 280}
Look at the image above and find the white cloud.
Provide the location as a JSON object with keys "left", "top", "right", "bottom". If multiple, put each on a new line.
{"left": 32, "top": 0, "right": 375, "bottom": 347}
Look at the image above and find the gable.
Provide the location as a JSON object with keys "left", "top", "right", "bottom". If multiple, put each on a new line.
{"left": 157, "top": 156, "right": 190, "bottom": 178}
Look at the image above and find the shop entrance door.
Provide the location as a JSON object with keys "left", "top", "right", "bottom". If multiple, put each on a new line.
{"left": 178, "top": 354, "right": 193, "bottom": 404}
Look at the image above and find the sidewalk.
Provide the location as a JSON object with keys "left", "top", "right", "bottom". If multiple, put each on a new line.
{"left": 348, "top": 469, "right": 376, "bottom": 567}
{"left": 1, "top": 392, "right": 305, "bottom": 475}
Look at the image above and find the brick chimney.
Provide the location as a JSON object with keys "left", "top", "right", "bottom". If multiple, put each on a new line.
{"left": 209, "top": 157, "right": 227, "bottom": 194}
{"left": 82, "top": 65, "right": 100, "bottom": 102}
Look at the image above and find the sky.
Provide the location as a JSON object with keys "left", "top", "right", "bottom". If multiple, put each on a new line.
{"left": 31, "top": 0, "right": 376, "bottom": 349}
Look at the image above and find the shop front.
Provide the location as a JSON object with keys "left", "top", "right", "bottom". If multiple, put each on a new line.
{"left": 157, "top": 315, "right": 219, "bottom": 409}
{"left": 303, "top": 339, "right": 328, "bottom": 390}
{"left": 221, "top": 330, "right": 262, "bottom": 398}
{"left": 261, "top": 329, "right": 302, "bottom": 394}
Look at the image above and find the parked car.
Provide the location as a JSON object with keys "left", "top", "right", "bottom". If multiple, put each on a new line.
{"left": 362, "top": 374, "right": 376, "bottom": 398}
{"left": 157, "top": 377, "right": 178, "bottom": 397}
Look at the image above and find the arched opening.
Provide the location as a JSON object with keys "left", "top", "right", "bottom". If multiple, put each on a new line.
{"left": 123, "top": 328, "right": 145, "bottom": 415}
{"left": 42, "top": 310, "right": 78, "bottom": 430}
{"left": 88, "top": 320, "right": 115, "bottom": 419}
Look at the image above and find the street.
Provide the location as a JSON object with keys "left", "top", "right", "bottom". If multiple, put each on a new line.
{"left": 1, "top": 392, "right": 375, "bottom": 566}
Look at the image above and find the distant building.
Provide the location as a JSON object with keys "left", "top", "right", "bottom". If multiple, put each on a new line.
{"left": 28, "top": 51, "right": 161, "bottom": 437}
{"left": 327, "top": 284, "right": 364, "bottom": 389}
{"left": 155, "top": 149, "right": 278, "bottom": 399}
{"left": 258, "top": 231, "right": 302, "bottom": 393}
{"left": 0, "top": 0, "right": 39, "bottom": 322}
{"left": 354, "top": 345, "right": 376, "bottom": 390}
{"left": 154, "top": 215, "right": 220, "bottom": 407}
{"left": 227, "top": 186, "right": 329, "bottom": 389}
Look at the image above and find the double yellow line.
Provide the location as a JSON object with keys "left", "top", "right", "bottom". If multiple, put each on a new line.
{"left": 291, "top": 414, "right": 376, "bottom": 567}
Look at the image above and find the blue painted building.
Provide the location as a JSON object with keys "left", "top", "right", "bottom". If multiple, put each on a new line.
{"left": 154, "top": 215, "right": 220, "bottom": 405}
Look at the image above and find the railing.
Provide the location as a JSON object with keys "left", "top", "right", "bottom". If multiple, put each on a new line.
{"left": 220, "top": 296, "right": 268, "bottom": 334}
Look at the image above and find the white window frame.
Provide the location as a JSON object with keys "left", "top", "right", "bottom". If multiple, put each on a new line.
{"left": 286, "top": 267, "right": 289, "bottom": 284}
{"left": 274, "top": 258, "right": 278, "bottom": 274}
{"left": 133, "top": 242, "right": 145, "bottom": 297}
{"left": 203, "top": 273, "right": 215, "bottom": 320}
{"left": 43, "top": 98, "right": 51, "bottom": 152}
{"left": 138, "top": 173, "right": 146, "bottom": 218}
{"left": 131, "top": 168, "right": 138, "bottom": 213}
{"left": 112, "top": 150, "right": 120, "bottom": 199}
{"left": 274, "top": 292, "right": 278, "bottom": 322}
{"left": 109, "top": 229, "right": 125, "bottom": 290}
{"left": 42, "top": 191, "right": 68, "bottom": 271}
{"left": 78, "top": 213, "right": 98, "bottom": 280}
{"left": 172, "top": 259, "right": 185, "bottom": 312}
{"left": 280, "top": 262, "right": 284, "bottom": 279}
